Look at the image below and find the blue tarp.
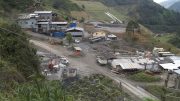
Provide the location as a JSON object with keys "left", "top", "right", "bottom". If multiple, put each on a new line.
{"left": 52, "top": 32, "right": 65, "bottom": 38}
{"left": 69, "top": 23, "right": 77, "bottom": 28}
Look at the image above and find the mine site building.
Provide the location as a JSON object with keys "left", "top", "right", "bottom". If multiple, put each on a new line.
{"left": 50, "top": 22, "right": 68, "bottom": 31}
{"left": 17, "top": 14, "right": 38, "bottom": 30}
{"left": 34, "top": 11, "right": 53, "bottom": 22}
{"left": 66, "top": 27, "right": 84, "bottom": 37}
{"left": 111, "top": 59, "right": 144, "bottom": 72}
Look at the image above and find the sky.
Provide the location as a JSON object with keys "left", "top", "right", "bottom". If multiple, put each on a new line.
{"left": 154, "top": 0, "right": 166, "bottom": 3}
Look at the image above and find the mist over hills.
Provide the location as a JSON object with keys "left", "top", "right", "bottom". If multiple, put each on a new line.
{"left": 160, "top": 0, "right": 180, "bottom": 8}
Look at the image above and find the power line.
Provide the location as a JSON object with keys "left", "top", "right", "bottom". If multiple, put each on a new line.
{"left": 0, "top": 27, "right": 27, "bottom": 39}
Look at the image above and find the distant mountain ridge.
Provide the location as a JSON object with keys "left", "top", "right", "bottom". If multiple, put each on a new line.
{"left": 160, "top": 0, "right": 180, "bottom": 8}
{"left": 169, "top": 1, "right": 180, "bottom": 12}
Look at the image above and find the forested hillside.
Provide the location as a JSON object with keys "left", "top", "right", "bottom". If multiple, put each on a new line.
{"left": 99, "top": 0, "right": 180, "bottom": 33}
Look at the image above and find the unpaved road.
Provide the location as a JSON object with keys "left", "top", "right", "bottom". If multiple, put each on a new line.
{"left": 30, "top": 39, "right": 159, "bottom": 101}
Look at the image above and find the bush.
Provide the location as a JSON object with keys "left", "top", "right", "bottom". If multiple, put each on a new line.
{"left": 128, "top": 72, "right": 161, "bottom": 82}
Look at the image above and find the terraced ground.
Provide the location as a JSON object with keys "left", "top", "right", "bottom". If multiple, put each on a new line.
{"left": 71, "top": 0, "right": 128, "bottom": 21}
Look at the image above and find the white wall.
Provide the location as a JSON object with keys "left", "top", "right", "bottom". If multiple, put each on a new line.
{"left": 18, "top": 18, "right": 37, "bottom": 29}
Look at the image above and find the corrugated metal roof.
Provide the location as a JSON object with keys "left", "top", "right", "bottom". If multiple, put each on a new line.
{"left": 111, "top": 59, "right": 143, "bottom": 70}
{"left": 74, "top": 47, "right": 82, "bottom": 51}
{"left": 34, "top": 11, "right": 52, "bottom": 14}
{"left": 66, "top": 27, "right": 84, "bottom": 32}
{"left": 159, "top": 63, "right": 180, "bottom": 70}
{"left": 51, "top": 22, "right": 68, "bottom": 25}
{"left": 37, "top": 22, "right": 49, "bottom": 24}
{"left": 18, "top": 14, "right": 39, "bottom": 19}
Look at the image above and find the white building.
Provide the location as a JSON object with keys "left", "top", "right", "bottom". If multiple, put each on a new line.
{"left": 17, "top": 14, "right": 38, "bottom": 30}
{"left": 18, "top": 11, "right": 69, "bottom": 33}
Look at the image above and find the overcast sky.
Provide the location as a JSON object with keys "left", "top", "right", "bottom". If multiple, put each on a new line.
{"left": 154, "top": 0, "right": 166, "bottom": 3}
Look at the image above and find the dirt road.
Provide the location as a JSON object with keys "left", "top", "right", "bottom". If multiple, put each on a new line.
{"left": 30, "top": 39, "right": 159, "bottom": 101}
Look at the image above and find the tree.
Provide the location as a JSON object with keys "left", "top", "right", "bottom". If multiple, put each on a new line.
{"left": 125, "top": 20, "right": 140, "bottom": 42}
{"left": 82, "top": 4, "right": 85, "bottom": 9}
{"left": 66, "top": 33, "right": 73, "bottom": 45}
{"left": 126, "top": 20, "right": 140, "bottom": 35}
{"left": 109, "top": 41, "right": 119, "bottom": 54}
{"left": 0, "top": 23, "right": 40, "bottom": 79}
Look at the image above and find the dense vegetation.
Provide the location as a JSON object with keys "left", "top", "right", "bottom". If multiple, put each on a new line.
{"left": 0, "top": 23, "right": 40, "bottom": 91}
{"left": 0, "top": 0, "right": 33, "bottom": 11}
{"left": 0, "top": 74, "right": 131, "bottom": 101}
{"left": 52, "top": 0, "right": 81, "bottom": 12}
{"left": 128, "top": 72, "right": 161, "bottom": 82}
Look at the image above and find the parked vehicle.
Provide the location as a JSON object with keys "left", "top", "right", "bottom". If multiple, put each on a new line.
{"left": 89, "top": 37, "right": 105, "bottom": 44}
{"left": 60, "top": 56, "right": 69, "bottom": 65}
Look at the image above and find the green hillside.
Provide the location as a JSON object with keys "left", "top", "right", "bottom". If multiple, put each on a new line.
{"left": 71, "top": 0, "right": 128, "bottom": 21}
{"left": 98, "top": 0, "right": 180, "bottom": 33}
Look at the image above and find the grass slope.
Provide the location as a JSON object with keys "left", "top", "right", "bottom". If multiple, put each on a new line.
{"left": 71, "top": 0, "right": 128, "bottom": 21}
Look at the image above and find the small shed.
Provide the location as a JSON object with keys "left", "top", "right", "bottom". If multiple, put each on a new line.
{"left": 74, "top": 47, "right": 82, "bottom": 56}
{"left": 66, "top": 27, "right": 84, "bottom": 37}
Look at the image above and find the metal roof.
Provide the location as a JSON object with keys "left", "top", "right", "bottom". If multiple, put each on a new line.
{"left": 107, "top": 34, "right": 117, "bottom": 38}
{"left": 51, "top": 22, "right": 68, "bottom": 25}
{"left": 133, "top": 58, "right": 155, "bottom": 65}
{"left": 169, "top": 56, "right": 180, "bottom": 61}
{"left": 37, "top": 22, "right": 49, "bottom": 24}
{"left": 34, "top": 11, "right": 53, "bottom": 14}
{"left": 159, "top": 62, "right": 180, "bottom": 70}
{"left": 66, "top": 27, "right": 84, "bottom": 32}
{"left": 111, "top": 59, "right": 143, "bottom": 70}
{"left": 74, "top": 47, "right": 82, "bottom": 51}
{"left": 174, "top": 69, "right": 180, "bottom": 75}
{"left": 18, "top": 14, "right": 39, "bottom": 19}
